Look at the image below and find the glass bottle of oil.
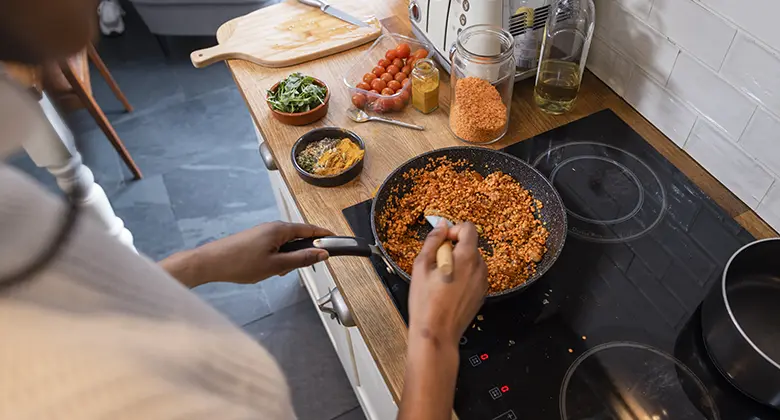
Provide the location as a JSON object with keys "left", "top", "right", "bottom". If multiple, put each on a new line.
{"left": 534, "top": 0, "right": 595, "bottom": 115}
{"left": 411, "top": 58, "right": 440, "bottom": 114}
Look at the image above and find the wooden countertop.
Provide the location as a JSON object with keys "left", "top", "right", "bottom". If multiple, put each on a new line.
{"left": 224, "top": 0, "right": 776, "bottom": 404}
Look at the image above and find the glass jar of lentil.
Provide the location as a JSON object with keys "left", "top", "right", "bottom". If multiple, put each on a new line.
{"left": 448, "top": 25, "right": 515, "bottom": 144}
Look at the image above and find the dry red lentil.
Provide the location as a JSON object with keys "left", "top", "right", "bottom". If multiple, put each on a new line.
{"left": 379, "top": 157, "right": 549, "bottom": 294}
{"left": 449, "top": 77, "right": 507, "bottom": 143}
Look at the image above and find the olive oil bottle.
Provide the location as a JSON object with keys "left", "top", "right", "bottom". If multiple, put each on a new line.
{"left": 534, "top": 59, "right": 581, "bottom": 115}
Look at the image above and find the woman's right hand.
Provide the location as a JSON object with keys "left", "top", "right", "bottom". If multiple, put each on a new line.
{"left": 408, "top": 221, "right": 489, "bottom": 348}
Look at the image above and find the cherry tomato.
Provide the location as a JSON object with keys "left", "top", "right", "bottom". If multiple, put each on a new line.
{"left": 401, "top": 65, "right": 412, "bottom": 75}
{"left": 399, "top": 89, "right": 411, "bottom": 103}
{"left": 392, "top": 96, "right": 405, "bottom": 111}
{"left": 352, "top": 94, "right": 367, "bottom": 109}
{"left": 370, "top": 89, "right": 380, "bottom": 94}
{"left": 363, "top": 73, "right": 377, "bottom": 83}
{"left": 381, "top": 87, "right": 395, "bottom": 96}
{"left": 386, "top": 65, "right": 400, "bottom": 76}
{"left": 406, "top": 57, "right": 417, "bottom": 69}
{"left": 392, "top": 58, "right": 404, "bottom": 69}
{"left": 370, "top": 79, "right": 387, "bottom": 91}
{"left": 394, "top": 72, "right": 407, "bottom": 82}
{"left": 378, "top": 58, "right": 391, "bottom": 68}
{"left": 387, "top": 80, "right": 402, "bottom": 91}
{"left": 356, "top": 81, "right": 371, "bottom": 91}
{"left": 380, "top": 73, "right": 394, "bottom": 83}
{"left": 372, "top": 66, "right": 386, "bottom": 77}
{"left": 380, "top": 98, "right": 395, "bottom": 112}
{"left": 385, "top": 49, "right": 398, "bottom": 61}
{"left": 413, "top": 48, "right": 428, "bottom": 59}
{"left": 395, "top": 43, "right": 411, "bottom": 59}
{"left": 402, "top": 78, "right": 411, "bottom": 88}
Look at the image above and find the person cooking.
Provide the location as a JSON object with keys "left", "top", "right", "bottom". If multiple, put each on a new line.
{"left": 0, "top": 0, "right": 489, "bottom": 419}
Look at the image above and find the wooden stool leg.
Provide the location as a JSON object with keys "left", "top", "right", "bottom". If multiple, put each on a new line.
{"left": 60, "top": 60, "right": 143, "bottom": 180}
{"left": 87, "top": 43, "right": 133, "bottom": 113}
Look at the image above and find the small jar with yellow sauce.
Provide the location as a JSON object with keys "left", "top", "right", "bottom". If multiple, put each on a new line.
{"left": 411, "top": 58, "right": 439, "bottom": 114}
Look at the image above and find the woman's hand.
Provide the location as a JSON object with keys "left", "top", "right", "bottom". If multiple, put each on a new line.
{"left": 408, "top": 221, "right": 489, "bottom": 347}
{"left": 399, "top": 221, "right": 488, "bottom": 420}
{"left": 161, "top": 221, "right": 333, "bottom": 287}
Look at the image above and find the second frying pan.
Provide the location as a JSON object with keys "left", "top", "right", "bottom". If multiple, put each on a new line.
{"left": 282, "top": 146, "right": 568, "bottom": 299}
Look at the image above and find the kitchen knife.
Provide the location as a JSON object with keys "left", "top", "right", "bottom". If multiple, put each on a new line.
{"left": 424, "top": 214, "right": 454, "bottom": 276}
{"left": 297, "top": 0, "right": 368, "bottom": 27}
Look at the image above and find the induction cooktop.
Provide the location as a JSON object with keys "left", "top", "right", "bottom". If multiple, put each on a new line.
{"left": 342, "top": 110, "right": 778, "bottom": 419}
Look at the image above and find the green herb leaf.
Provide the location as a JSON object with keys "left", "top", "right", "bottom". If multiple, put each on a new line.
{"left": 267, "top": 72, "right": 327, "bottom": 114}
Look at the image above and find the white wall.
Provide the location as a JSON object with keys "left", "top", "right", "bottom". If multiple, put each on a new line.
{"left": 586, "top": 0, "right": 780, "bottom": 230}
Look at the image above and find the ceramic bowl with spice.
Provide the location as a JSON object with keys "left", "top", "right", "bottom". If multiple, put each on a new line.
{"left": 267, "top": 73, "right": 330, "bottom": 126}
{"left": 291, "top": 127, "right": 365, "bottom": 187}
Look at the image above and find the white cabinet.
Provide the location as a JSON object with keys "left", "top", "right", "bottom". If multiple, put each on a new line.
{"left": 264, "top": 158, "right": 396, "bottom": 420}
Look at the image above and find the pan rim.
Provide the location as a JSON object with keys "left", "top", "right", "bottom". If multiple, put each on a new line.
{"left": 720, "top": 237, "right": 780, "bottom": 370}
{"left": 369, "top": 145, "right": 568, "bottom": 298}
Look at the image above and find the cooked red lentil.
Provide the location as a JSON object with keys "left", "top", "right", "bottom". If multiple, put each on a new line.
{"left": 379, "top": 157, "right": 549, "bottom": 294}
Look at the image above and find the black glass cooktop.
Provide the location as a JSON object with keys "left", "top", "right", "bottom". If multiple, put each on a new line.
{"left": 342, "top": 110, "right": 778, "bottom": 420}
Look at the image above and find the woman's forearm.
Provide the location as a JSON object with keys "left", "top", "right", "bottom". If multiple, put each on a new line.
{"left": 159, "top": 248, "right": 209, "bottom": 288}
{"left": 398, "top": 326, "right": 460, "bottom": 420}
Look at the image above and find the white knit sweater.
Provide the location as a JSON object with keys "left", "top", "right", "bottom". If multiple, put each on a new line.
{"left": 0, "top": 78, "right": 295, "bottom": 420}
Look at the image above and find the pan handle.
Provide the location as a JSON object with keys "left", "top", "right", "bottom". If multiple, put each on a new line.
{"left": 280, "top": 236, "right": 377, "bottom": 257}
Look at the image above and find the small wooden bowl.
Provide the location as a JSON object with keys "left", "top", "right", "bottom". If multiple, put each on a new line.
{"left": 266, "top": 78, "right": 330, "bottom": 126}
{"left": 291, "top": 127, "right": 365, "bottom": 188}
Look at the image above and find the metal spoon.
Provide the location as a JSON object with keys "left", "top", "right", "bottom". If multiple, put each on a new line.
{"left": 347, "top": 108, "right": 425, "bottom": 131}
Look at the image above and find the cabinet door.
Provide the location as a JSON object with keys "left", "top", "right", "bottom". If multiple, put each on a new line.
{"left": 349, "top": 328, "right": 398, "bottom": 420}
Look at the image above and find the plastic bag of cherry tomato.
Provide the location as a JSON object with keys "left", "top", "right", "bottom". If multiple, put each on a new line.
{"left": 344, "top": 34, "right": 432, "bottom": 113}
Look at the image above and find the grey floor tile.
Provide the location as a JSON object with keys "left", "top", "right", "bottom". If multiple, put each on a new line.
{"left": 261, "top": 271, "right": 310, "bottom": 313}
{"left": 193, "top": 282, "right": 272, "bottom": 326}
{"left": 89, "top": 61, "right": 185, "bottom": 121}
{"left": 163, "top": 144, "right": 276, "bottom": 220}
{"left": 73, "top": 129, "right": 128, "bottom": 196}
{"left": 332, "top": 406, "right": 367, "bottom": 420}
{"left": 177, "top": 205, "right": 280, "bottom": 249}
{"left": 112, "top": 175, "right": 184, "bottom": 260}
{"left": 243, "top": 301, "right": 360, "bottom": 420}
{"left": 108, "top": 87, "right": 255, "bottom": 177}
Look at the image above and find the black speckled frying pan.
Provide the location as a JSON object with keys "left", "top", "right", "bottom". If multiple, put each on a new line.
{"left": 281, "top": 146, "right": 568, "bottom": 299}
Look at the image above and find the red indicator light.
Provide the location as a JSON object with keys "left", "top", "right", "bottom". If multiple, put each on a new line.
{"left": 501, "top": 385, "right": 510, "bottom": 393}
{"left": 480, "top": 353, "right": 489, "bottom": 361}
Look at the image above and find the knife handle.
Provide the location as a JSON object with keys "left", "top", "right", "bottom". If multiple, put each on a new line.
{"left": 298, "top": 0, "right": 327, "bottom": 9}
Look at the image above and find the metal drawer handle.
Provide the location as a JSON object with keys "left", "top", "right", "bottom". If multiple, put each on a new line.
{"left": 317, "top": 287, "right": 355, "bottom": 327}
{"left": 259, "top": 142, "right": 277, "bottom": 171}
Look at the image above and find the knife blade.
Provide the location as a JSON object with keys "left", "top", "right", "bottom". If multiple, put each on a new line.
{"left": 322, "top": 5, "right": 368, "bottom": 27}
{"left": 297, "top": 0, "right": 368, "bottom": 27}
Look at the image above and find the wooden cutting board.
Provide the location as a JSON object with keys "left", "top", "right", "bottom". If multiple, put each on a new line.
{"left": 190, "top": 0, "right": 382, "bottom": 68}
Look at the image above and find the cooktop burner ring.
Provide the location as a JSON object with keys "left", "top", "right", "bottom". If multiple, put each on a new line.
{"left": 532, "top": 142, "right": 667, "bottom": 243}
{"left": 550, "top": 155, "right": 645, "bottom": 225}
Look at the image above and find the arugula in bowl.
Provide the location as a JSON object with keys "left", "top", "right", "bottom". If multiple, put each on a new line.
{"left": 267, "top": 73, "right": 328, "bottom": 114}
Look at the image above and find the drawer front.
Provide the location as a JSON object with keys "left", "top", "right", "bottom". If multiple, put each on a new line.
{"left": 349, "top": 328, "right": 397, "bottom": 420}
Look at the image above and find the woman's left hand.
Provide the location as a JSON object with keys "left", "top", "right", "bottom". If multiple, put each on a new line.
{"left": 162, "top": 221, "right": 333, "bottom": 287}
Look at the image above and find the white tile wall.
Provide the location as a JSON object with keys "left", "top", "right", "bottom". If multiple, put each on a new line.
{"left": 740, "top": 109, "right": 780, "bottom": 176}
{"left": 699, "top": 0, "right": 780, "bottom": 52}
{"left": 595, "top": 0, "right": 679, "bottom": 84}
{"left": 587, "top": 0, "right": 780, "bottom": 231}
{"left": 721, "top": 32, "right": 780, "bottom": 116}
{"left": 684, "top": 120, "right": 773, "bottom": 209}
{"left": 624, "top": 69, "right": 696, "bottom": 147}
{"left": 666, "top": 53, "right": 756, "bottom": 139}
{"left": 648, "top": 0, "right": 735, "bottom": 70}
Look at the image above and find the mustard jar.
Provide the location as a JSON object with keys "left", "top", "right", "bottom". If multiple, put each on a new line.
{"left": 411, "top": 58, "right": 440, "bottom": 114}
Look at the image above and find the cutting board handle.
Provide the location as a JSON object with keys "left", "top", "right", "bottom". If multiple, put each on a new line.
{"left": 190, "top": 44, "right": 233, "bottom": 68}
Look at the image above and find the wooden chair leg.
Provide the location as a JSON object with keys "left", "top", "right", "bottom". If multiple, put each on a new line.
{"left": 87, "top": 43, "right": 133, "bottom": 113}
{"left": 60, "top": 60, "right": 143, "bottom": 180}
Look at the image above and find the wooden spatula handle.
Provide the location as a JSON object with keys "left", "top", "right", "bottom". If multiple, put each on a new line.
{"left": 190, "top": 44, "right": 233, "bottom": 68}
{"left": 437, "top": 241, "right": 454, "bottom": 276}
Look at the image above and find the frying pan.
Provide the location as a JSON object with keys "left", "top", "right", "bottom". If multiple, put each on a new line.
{"left": 282, "top": 146, "right": 568, "bottom": 299}
{"left": 701, "top": 238, "right": 780, "bottom": 408}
